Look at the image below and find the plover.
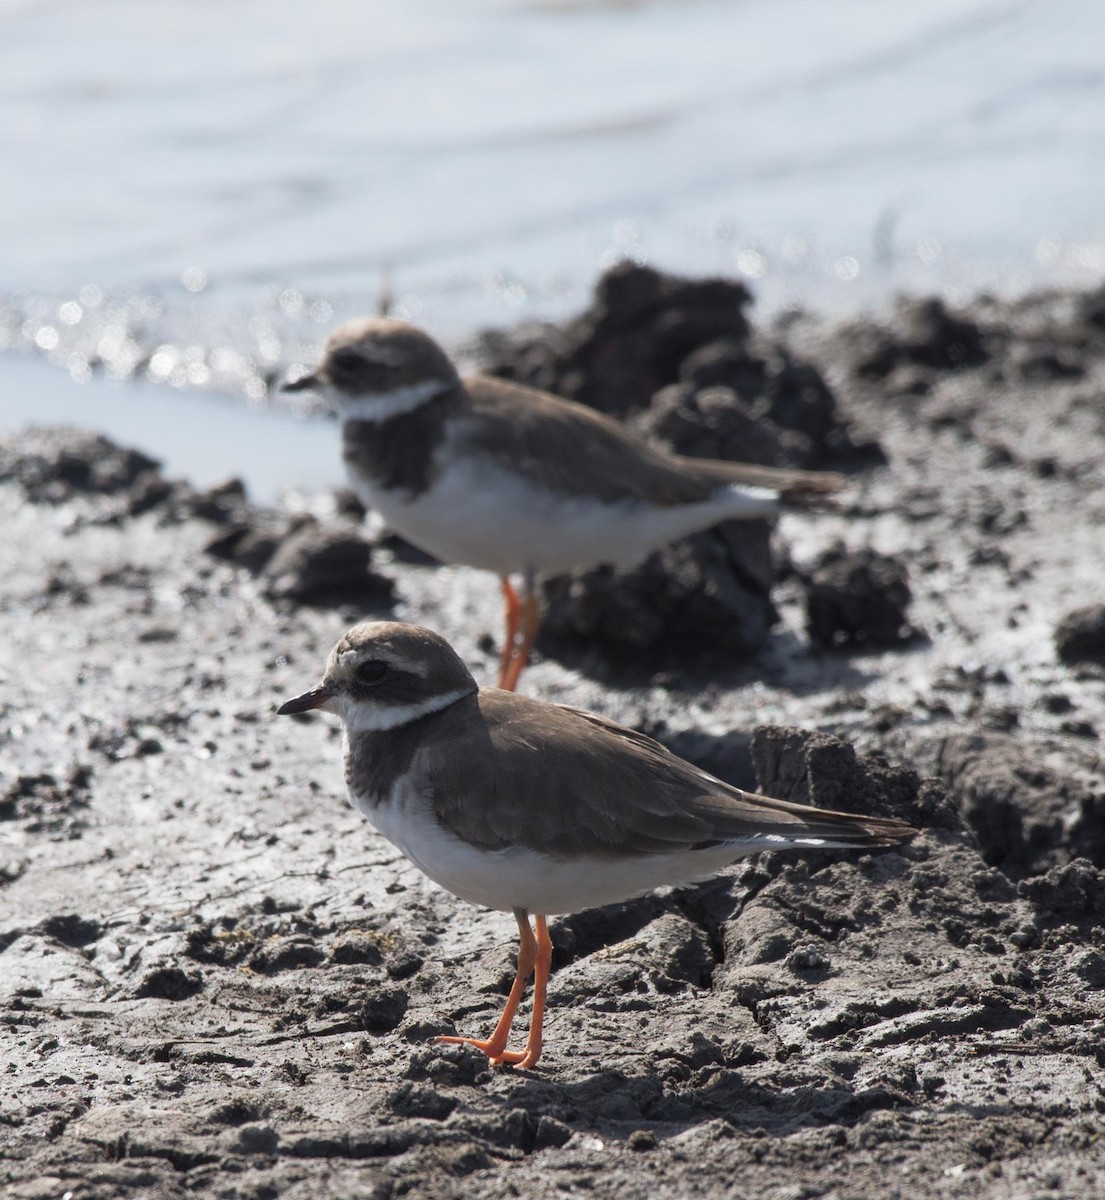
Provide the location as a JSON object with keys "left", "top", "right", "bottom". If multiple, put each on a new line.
{"left": 283, "top": 318, "right": 845, "bottom": 691}
{"left": 277, "top": 620, "right": 914, "bottom": 1070}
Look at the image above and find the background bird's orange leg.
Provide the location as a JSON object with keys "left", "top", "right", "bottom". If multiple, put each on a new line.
{"left": 498, "top": 578, "right": 541, "bottom": 693}
{"left": 497, "top": 577, "right": 522, "bottom": 687}
{"left": 494, "top": 914, "right": 552, "bottom": 1069}
{"left": 436, "top": 908, "right": 536, "bottom": 1061}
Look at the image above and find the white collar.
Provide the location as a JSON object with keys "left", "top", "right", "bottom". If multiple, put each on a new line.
{"left": 333, "top": 379, "right": 450, "bottom": 423}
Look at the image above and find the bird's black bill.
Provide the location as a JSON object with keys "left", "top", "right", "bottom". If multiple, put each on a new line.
{"left": 281, "top": 372, "right": 320, "bottom": 393}
{"left": 276, "top": 685, "right": 332, "bottom": 715}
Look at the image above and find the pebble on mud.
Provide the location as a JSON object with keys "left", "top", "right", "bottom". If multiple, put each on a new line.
{"left": 801, "top": 545, "right": 918, "bottom": 649}
{"left": 358, "top": 983, "right": 410, "bottom": 1034}
{"left": 133, "top": 966, "right": 204, "bottom": 1001}
{"left": 1054, "top": 604, "right": 1105, "bottom": 666}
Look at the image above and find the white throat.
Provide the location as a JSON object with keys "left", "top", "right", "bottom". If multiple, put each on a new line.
{"left": 339, "top": 685, "right": 474, "bottom": 734}
{"left": 333, "top": 379, "right": 450, "bottom": 424}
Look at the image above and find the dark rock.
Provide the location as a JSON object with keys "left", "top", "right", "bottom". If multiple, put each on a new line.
{"left": 386, "top": 950, "right": 424, "bottom": 981}
{"left": 1071, "top": 949, "right": 1105, "bottom": 987}
{"left": 387, "top": 1082, "right": 456, "bottom": 1120}
{"left": 1055, "top": 605, "right": 1105, "bottom": 666}
{"left": 39, "top": 913, "right": 102, "bottom": 947}
{"left": 0, "top": 427, "right": 162, "bottom": 503}
{"left": 933, "top": 732, "right": 1105, "bottom": 876}
{"left": 329, "top": 934, "right": 384, "bottom": 966}
{"left": 249, "top": 937, "right": 325, "bottom": 974}
{"left": 1013, "top": 347, "right": 1084, "bottom": 382}
{"left": 262, "top": 523, "right": 395, "bottom": 608}
{"left": 405, "top": 1042, "right": 487, "bottom": 1087}
{"left": 533, "top": 1115, "right": 573, "bottom": 1149}
{"left": 331, "top": 487, "right": 368, "bottom": 522}
{"left": 1019, "top": 859, "right": 1105, "bottom": 921}
{"left": 638, "top": 913, "right": 715, "bottom": 991}
{"left": 678, "top": 339, "right": 766, "bottom": 398}
{"left": 1077, "top": 283, "right": 1105, "bottom": 331}
{"left": 751, "top": 725, "right": 957, "bottom": 829}
{"left": 759, "top": 348, "right": 842, "bottom": 454}
{"left": 133, "top": 966, "right": 204, "bottom": 1001}
{"left": 478, "top": 262, "right": 753, "bottom": 417}
{"left": 3, "top": 769, "right": 91, "bottom": 837}
{"left": 638, "top": 384, "right": 810, "bottom": 468}
{"left": 852, "top": 297, "right": 989, "bottom": 380}
{"left": 358, "top": 984, "right": 409, "bottom": 1034}
{"left": 204, "top": 516, "right": 290, "bottom": 574}
{"left": 208, "top": 1097, "right": 265, "bottom": 1126}
{"left": 801, "top": 545, "right": 918, "bottom": 649}
{"left": 539, "top": 523, "right": 775, "bottom": 669}
{"left": 205, "top": 507, "right": 396, "bottom": 610}
{"left": 186, "top": 478, "right": 249, "bottom": 524}
{"left": 786, "top": 945, "right": 830, "bottom": 974}
{"left": 226, "top": 1123, "right": 280, "bottom": 1155}
{"left": 472, "top": 266, "right": 871, "bottom": 668}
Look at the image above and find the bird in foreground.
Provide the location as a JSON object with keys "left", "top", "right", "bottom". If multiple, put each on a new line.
{"left": 277, "top": 621, "right": 915, "bottom": 1070}
{"left": 283, "top": 318, "right": 846, "bottom": 691}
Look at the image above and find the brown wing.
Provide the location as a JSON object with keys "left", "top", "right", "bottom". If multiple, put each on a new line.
{"left": 421, "top": 690, "right": 912, "bottom": 858}
{"left": 460, "top": 376, "right": 843, "bottom": 509}
{"left": 460, "top": 376, "right": 713, "bottom": 506}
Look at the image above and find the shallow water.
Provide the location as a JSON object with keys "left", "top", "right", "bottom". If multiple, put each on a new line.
{"left": 1, "top": 0, "right": 1103, "bottom": 445}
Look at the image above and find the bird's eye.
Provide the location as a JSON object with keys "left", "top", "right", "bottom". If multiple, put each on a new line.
{"left": 328, "top": 350, "right": 364, "bottom": 381}
{"left": 354, "top": 659, "right": 390, "bottom": 686}
{"left": 329, "top": 349, "right": 389, "bottom": 385}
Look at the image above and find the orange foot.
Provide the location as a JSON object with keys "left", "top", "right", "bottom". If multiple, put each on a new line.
{"left": 434, "top": 1034, "right": 537, "bottom": 1068}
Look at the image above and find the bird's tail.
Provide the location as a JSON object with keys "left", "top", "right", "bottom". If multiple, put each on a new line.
{"left": 680, "top": 457, "right": 847, "bottom": 509}
{"left": 730, "top": 792, "right": 916, "bottom": 852}
{"left": 696, "top": 780, "right": 917, "bottom": 854}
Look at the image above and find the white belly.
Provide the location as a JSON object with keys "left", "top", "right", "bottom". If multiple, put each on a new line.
{"left": 350, "top": 454, "right": 776, "bottom": 577}
{"left": 350, "top": 780, "right": 750, "bottom": 916}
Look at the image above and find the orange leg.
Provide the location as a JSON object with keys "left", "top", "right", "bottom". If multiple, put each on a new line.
{"left": 497, "top": 577, "right": 522, "bottom": 687}
{"left": 498, "top": 586, "right": 541, "bottom": 693}
{"left": 436, "top": 909, "right": 536, "bottom": 1062}
{"left": 493, "top": 915, "right": 552, "bottom": 1069}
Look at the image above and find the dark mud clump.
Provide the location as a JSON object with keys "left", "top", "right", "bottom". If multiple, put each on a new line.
{"left": 932, "top": 732, "right": 1105, "bottom": 876}
{"left": 1055, "top": 604, "right": 1105, "bottom": 667}
{"left": 800, "top": 544, "right": 919, "bottom": 649}
{"left": 476, "top": 262, "right": 755, "bottom": 419}
{"left": 846, "top": 295, "right": 990, "bottom": 381}
{"left": 0, "top": 426, "right": 162, "bottom": 502}
{"left": 204, "top": 505, "right": 395, "bottom": 609}
{"left": 538, "top": 521, "right": 775, "bottom": 672}
{"left": 0, "top": 425, "right": 177, "bottom": 522}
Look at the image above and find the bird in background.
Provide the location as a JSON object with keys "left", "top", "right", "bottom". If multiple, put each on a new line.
{"left": 284, "top": 318, "right": 845, "bottom": 690}
{"left": 277, "top": 621, "right": 915, "bottom": 1070}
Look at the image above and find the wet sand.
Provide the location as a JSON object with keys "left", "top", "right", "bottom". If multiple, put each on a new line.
{"left": 2, "top": 275, "right": 1104, "bottom": 1198}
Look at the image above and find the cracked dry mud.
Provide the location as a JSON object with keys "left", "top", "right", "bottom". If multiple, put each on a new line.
{"left": 3, "top": 281, "right": 1105, "bottom": 1199}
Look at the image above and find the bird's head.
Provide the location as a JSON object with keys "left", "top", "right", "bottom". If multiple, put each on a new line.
{"left": 282, "top": 318, "right": 460, "bottom": 422}
{"left": 276, "top": 621, "right": 476, "bottom": 733}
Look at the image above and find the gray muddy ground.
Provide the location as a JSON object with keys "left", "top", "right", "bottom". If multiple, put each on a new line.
{"left": 2, "top": 275, "right": 1105, "bottom": 1198}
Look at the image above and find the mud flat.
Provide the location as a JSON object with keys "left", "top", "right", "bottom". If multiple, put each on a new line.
{"left": 2, "top": 271, "right": 1105, "bottom": 1198}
